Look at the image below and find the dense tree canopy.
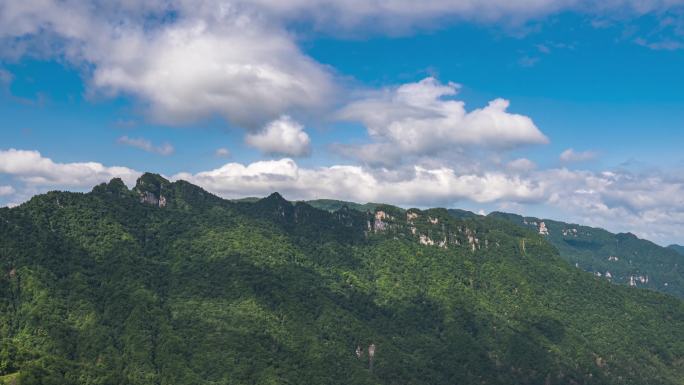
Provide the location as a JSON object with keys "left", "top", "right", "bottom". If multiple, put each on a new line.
{"left": 487, "top": 212, "right": 684, "bottom": 298}
{"left": 1, "top": 174, "right": 683, "bottom": 385}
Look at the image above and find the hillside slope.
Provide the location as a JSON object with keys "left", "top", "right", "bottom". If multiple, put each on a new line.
{"left": 0, "top": 174, "right": 683, "bottom": 385}
{"left": 488, "top": 212, "right": 684, "bottom": 298}
{"left": 668, "top": 244, "right": 684, "bottom": 256}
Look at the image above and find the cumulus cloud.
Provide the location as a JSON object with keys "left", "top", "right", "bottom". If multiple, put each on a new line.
{"left": 245, "top": 116, "right": 311, "bottom": 157}
{"left": 89, "top": 19, "right": 334, "bottom": 127}
{"left": 172, "top": 157, "right": 684, "bottom": 244}
{"left": 117, "top": 136, "right": 175, "bottom": 156}
{"left": 560, "top": 148, "right": 598, "bottom": 163}
{"left": 338, "top": 77, "right": 548, "bottom": 164}
{"left": 173, "top": 158, "right": 544, "bottom": 205}
{"left": 0, "top": 146, "right": 683, "bottom": 244}
{"left": 3, "top": 1, "right": 683, "bottom": 130}
{"left": 0, "top": 1, "right": 334, "bottom": 128}
{"left": 0, "top": 148, "right": 140, "bottom": 187}
{"left": 535, "top": 168, "right": 684, "bottom": 244}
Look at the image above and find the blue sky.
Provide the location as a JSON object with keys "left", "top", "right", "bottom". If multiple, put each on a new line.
{"left": 1, "top": 1, "right": 683, "bottom": 245}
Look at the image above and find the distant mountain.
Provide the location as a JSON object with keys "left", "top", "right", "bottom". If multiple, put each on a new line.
{"left": 447, "top": 208, "right": 482, "bottom": 220}
{"left": 231, "top": 196, "right": 261, "bottom": 203}
{"left": 668, "top": 244, "right": 684, "bottom": 256}
{"left": 288, "top": 198, "right": 684, "bottom": 298}
{"left": 488, "top": 212, "right": 684, "bottom": 298}
{"left": 305, "top": 199, "right": 382, "bottom": 213}
{"left": 1, "top": 175, "right": 683, "bottom": 384}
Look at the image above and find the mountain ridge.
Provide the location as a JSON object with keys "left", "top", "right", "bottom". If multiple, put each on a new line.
{"left": 306, "top": 197, "right": 684, "bottom": 298}
{"left": 668, "top": 244, "right": 684, "bottom": 255}
{"left": 1, "top": 174, "right": 683, "bottom": 384}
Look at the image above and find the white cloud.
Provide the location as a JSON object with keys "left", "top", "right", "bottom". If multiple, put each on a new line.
{"left": 560, "top": 148, "right": 598, "bottom": 163}
{"left": 173, "top": 158, "right": 545, "bottom": 205}
{"left": 3, "top": 1, "right": 683, "bottom": 131}
{"left": 0, "top": 185, "right": 15, "bottom": 196}
{"left": 0, "top": 1, "right": 334, "bottom": 128}
{"left": 0, "top": 146, "right": 683, "bottom": 245}
{"left": 173, "top": 157, "right": 684, "bottom": 245}
{"left": 191, "top": 159, "right": 538, "bottom": 206}
{"left": 215, "top": 148, "right": 231, "bottom": 158}
{"left": 245, "top": 116, "right": 311, "bottom": 157}
{"left": 0, "top": 148, "right": 140, "bottom": 187}
{"left": 117, "top": 136, "right": 175, "bottom": 156}
{"left": 242, "top": 0, "right": 639, "bottom": 31}
{"left": 89, "top": 19, "right": 334, "bottom": 128}
{"left": 534, "top": 168, "right": 684, "bottom": 244}
{"left": 338, "top": 77, "right": 548, "bottom": 164}
{"left": 507, "top": 158, "right": 537, "bottom": 172}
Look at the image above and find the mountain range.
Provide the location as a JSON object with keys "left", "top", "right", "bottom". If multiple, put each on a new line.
{"left": 1, "top": 173, "right": 683, "bottom": 385}
{"left": 307, "top": 200, "right": 684, "bottom": 299}
{"left": 668, "top": 244, "right": 684, "bottom": 256}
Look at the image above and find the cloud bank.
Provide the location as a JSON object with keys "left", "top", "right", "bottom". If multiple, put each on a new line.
{"left": 0, "top": 148, "right": 140, "bottom": 188}
{"left": 0, "top": 148, "right": 682, "bottom": 245}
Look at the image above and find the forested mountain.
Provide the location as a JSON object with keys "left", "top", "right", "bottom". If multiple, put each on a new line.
{"left": 312, "top": 200, "right": 684, "bottom": 299}
{"left": 668, "top": 244, "right": 684, "bottom": 256}
{"left": 1, "top": 174, "right": 684, "bottom": 385}
{"left": 487, "top": 212, "right": 684, "bottom": 299}
{"left": 305, "top": 199, "right": 381, "bottom": 213}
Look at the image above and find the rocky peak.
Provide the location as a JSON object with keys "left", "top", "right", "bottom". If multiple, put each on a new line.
{"left": 92, "top": 178, "right": 131, "bottom": 197}
{"left": 259, "top": 192, "right": 292, "bottom": 210}
{"left": 135, "top": 173, "right": 170, "bottom": 191}
{"left": 256, "top": 192, "right": 294, "bottom": 219}
{"left": 617, "top": 232, "right": 639, "bottom": 241}
{"left": 264, "top": 192, "right": 288, "bottom": 203}
{"left": 134, "top": 173, "right": 170, "bottom": 208}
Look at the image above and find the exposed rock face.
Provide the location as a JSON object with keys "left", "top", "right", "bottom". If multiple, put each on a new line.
{"left": 629, "top": 275, "right": 649, "bottom": 287}
{"left": 374, "top": 211, "right": 389, "bottom": 232}
{"left": 135, "top": 173, "right": 170, "bottom": 208}
{"left": 562, "top": 228, "right": 578, "bottom": 237}
{"left": 139, "top": 191, "right": 167, "bottom": 207}
{"left": 366, "top": 207, "right": 496, "bottom": 253}
{"left": 538, "top": 222, "right": 549, "bottom": 236}
{"left": 417, "top": 233, "right": 448, "bottom": 248}
{"left": 419, "top": 234, "right": 435, "bottom": 246}
{"left": 140, "top": 191, "right": 159, "bottom": 206}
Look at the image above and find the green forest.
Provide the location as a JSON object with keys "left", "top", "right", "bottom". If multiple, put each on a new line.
{"left": 486, "top": 212, "right": 684, "bottom": 298}
{"left": 1, "top": 173, "right": 683, "bottom": 385}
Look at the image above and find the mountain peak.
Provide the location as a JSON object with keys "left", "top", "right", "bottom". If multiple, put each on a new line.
{"left": 92, "top": 177, "right": 130, "bottom": 196}
{"left": 263, "top": 192, "right": 288, "bottom": 203}
{"left": 668, "top": 244, "right": 684, "bottom": 256}
{"left": 134, "top": 173, "right": 170, "bottom": 207}
{"left": 135, "top": 172, "right": 170, "bottom": 191}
